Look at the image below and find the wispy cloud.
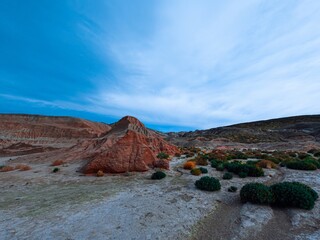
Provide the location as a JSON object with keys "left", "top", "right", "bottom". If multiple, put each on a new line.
{"left": 87, "top": 0, "right": 320, "bottom": 128}
{"left": 1, "top": 0, "right": 320, "bottom": 130}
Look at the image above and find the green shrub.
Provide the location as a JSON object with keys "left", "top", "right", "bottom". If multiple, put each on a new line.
{"left": 228, "top": 186, "right": 238, "bottom": 192}
{"left": 195, "top": 176, "right": 221, "bottom": 191}
{"left": 247, "top": 160, "right": 260, "bottom": 165}
{"left": 286, "top": 161, "right": 317, "bottom": 170}
{"left": 298, "top": 152, "right": 309, "bottom": 159}
{"left": 270, "top": 182, "right": 318, "bottom": 210}
{"left": 199, "top": 167, "right": 208, "bottom": 174}
{"left": 151, "top": 171, "right": 166, "bottom": 179}
{"left": 157, "top": 152, "right": 169, "bottom": 159}
{"left": 216, "top": 164, "right": 225, "bottom": 171}
{"left": 303, "top": 156, "right": 320, "bottom": 168}
{"left": 196, "top": 158, "right": 208, "bottom": 166}
{"left": 224, "top": 162, "right": 264, "bottom": 177}
{"left": 238, "top": 172, "right": 248, "bottom": 178}
{"left": 240, "top": 183, "right": 274, "bottom": 204}
{"left": 222, "top": 172, "right": 233, "bottom": 180}
{"left": 190, "top": 168, "right": 202, "bottom": 176}
{"left": 52, "top": 167, "right": 60, "bottom": 173}
{"left": 247, "top": 165, "right": 264, "bottom": 177}
{"left": 210, "top": 159, "right": 223, "bottom": 168}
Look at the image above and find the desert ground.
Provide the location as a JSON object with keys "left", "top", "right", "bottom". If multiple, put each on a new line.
{"left": 1, "top": 154, "right": 319, "bottom": 240}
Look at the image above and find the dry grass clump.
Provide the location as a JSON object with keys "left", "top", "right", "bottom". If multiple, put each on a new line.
{"left": 51, "top": 160, "right": 64, "bottom": 166}
{"left": 190, "top": 168, "right": 202, "bottom": 176}
{"left": 256, "top": 160, "right": 277, "bottom": 169}
{"left": 183, "top": 161, "right": 196, "bottom": 170}
{"left": 195, "top": 158, "right": 208, "bottom": 166}
{"left": 96, "top": 170, "right": 105, "bottom": 177}
{"left": 15, "top": 164, "right": 31, "bottom": 171}
{"left": 0, "top": 166, "right": 15, "bottom": 172}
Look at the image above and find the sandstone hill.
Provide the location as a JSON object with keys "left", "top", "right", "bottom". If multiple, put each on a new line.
{"left": 0, "top": 114, "right": 178, "bottom": 173}
{"left": 166, "top": 115, "right": 320, "bottom": 151}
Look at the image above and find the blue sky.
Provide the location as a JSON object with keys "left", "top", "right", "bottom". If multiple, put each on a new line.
{"left": 1, "top": 0, "right": 320, "bottom": 131}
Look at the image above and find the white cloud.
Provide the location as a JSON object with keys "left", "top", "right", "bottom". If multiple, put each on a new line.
{"left": 5, "top": 1, "right": 320, "bottom": 130}
{"left": 85, "top": 0, "right": 320, "bottom": 129}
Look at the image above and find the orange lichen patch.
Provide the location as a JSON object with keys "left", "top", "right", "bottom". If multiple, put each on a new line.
{"left": 256, "top": 160, "right": 277, "bottom": 169}
{"left": 96, "top": 170, "right": 105, "bottom": 177}
{"left": 0, "top": 166, "right": 15, "bottom": 172}
{"left": 183, "top": 161, "right": 196, "bottom": 170}
{"left": 15, "top": 164, "right": 32, "bottom": 171}
{"left": 51, "top": 160, "right": 64, "bottom": 166}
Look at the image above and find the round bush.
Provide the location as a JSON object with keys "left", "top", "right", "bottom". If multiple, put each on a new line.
{"left": 238, "top": 172, "right": 248, "bottom": 178}
{"left": 216, "top": 164, "right": 225, "bottom": 171}
{"left": 183, "top": 161, "right": 196, "bottom": 170}
{"left": 196, "top": 158, "right": 208, "bottom": 166}
{"left": 195, "top": 176, "right": 221, "bottom": 191}
{"left": 96, "top": 170, "right": 104, "bottom": 177}
{"left": 247, "top": 165, "right": 264, "bottom": 177}
{"left": 151, "top": 171, "right": 166, "bottom": 180}
{"left": 240, "top": 183, "right": 274, "bottom": 204}
{"left": 222, "top": 172, "right": 233, "bottom": 180}
{"left": 286, "top": 161, "right": 317, "bottom": 171}
{"left": 52, "top": 167, "right": 60, "bottom": 173}
{"left": 211, "top": 160, "right": 219, "bottom": 168}
{"left": 199, "top": 167, "right": 208, "bottom": 174}
{"left": 270, "top": 182, "right": 318, "bottom": 210}
{"left": 191, "top": 168, "right": 202, "bottom": 176}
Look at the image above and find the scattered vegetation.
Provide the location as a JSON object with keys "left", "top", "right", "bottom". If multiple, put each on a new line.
{"left": 256, "top": 160, "right": 277, "bottom": 169}
{"left": 195, "top": 157, "right": 208, "bottom": 166}
{"left": 15, "top": 164, "right": 31, "bottom": 171}
{"left": 157, "top": 152, "right": 169, "bottom": 159}
{"left": 183, "top": 161, "right": 196, "bottom": 170}
{"left": 238, "top": 172, "right": 248, "bottom": 178}
{"left": 240, "top": 182, "right": 318, "bottom": 210}
{"left": 224, "top": 161, "right": 264, "bottom": 177}
{"left": 96, "top": 170, "right": 105, "bottom": 177}
{"left": 240, "top": 183, "right": 274, "bottom": 204}
{"left": 51, "top": 160, "right": 64, "bottom": 166}
{"left": 199, "top": 167, "right": 208, "bottom": 174}
{"left": 286, "top": 161, "right": 317, "bottom": 171}
{"left": 216, "top": 164, "right": 225, "bottom": 171}
{"left": 222, "top": 172, "right": 233, "bottom": 180}
{"left": 0, "top": 166, "right": 15, "bottom": 172}
{"left": 195, "top": 176, "right": 221, "bottom": 191}
{"left": 151, "top": 171, "right": 166, "bottom": 179}
{"left": 271, "top": 182, "right": 318, "bottom": 210}
{"left": 190, "top": 168, "right": 202, "bottom": 176}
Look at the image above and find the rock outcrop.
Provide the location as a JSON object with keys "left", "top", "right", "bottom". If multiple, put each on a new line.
{"left": 0, "top": 114, "right": 179, "bottom": 173}
{"left": 80, "top": 116, "right": 179, "bottom": 173}
{"left": 0, "top": 114, "right": 111, "bottom": 147}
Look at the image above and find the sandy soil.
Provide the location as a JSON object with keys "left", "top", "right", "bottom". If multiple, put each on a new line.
{"left": 0, "top": 156, "right": 319, "bottom": 240}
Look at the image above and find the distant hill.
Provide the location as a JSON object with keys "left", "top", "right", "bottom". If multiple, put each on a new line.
{"left": 166, "top": 115, "right": 320, "bottom": 151}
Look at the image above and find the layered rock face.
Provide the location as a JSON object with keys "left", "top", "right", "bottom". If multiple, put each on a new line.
{"left": 0, "top": 114, "right": 111, "bottom": 147}
{"left": 80, "top": 116, "right": 179, "bottom": 173}
{"left": 0, "top": 114, "right": 179, "bottom": 173}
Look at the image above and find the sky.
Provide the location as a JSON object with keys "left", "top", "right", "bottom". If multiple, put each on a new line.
{"left": 1, "top": 0, "right": 320, "bottom": 132}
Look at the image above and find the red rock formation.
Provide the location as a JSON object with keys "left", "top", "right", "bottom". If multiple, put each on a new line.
{"left": 0, "top": 114, "right": 179, "bottom": 173}
{"left": 0, "top": 114, "right": 111, "bottom": 146}
{"left": 81, "top": 116, "right": 179, "bottom": 173}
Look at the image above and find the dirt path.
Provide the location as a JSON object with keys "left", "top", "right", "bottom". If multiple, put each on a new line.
{"left": 190, "top": 167, "right": 291, "bottom": 240}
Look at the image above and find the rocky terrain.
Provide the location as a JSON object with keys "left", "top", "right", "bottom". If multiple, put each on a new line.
{"left": 166, "top": 115, "right": 320, "bottom": 151}
{"left": 0, "top": 114, "right": 320, "bottom": 240}
{"left": 0, "top": 114, "right": 178, "bottom": 173}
